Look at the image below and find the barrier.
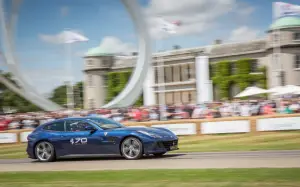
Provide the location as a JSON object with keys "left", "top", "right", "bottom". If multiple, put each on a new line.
{"left": 2, "top": 113, "right": 300, "bottom": 144}
{"left": 257, "top": 116, "right": 300, "bottom": 131}
{"left": 151, "top": 123, "right": 196, "bottom": 135}
{"left": 0, "top": 133, "right": 17, "bottom": 143}
{"left": 201, "top": 120, "right": 250, "bottom": 134}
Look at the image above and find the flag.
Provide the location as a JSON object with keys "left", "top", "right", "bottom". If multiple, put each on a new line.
{"left": 158, "top": 18, "right": 181, "bottom": 34}
{"left": 61, "top": 30, "right": 89, "bottom": 44}
{"left": 273, "top": 2, "right": 300, "bottom": 19}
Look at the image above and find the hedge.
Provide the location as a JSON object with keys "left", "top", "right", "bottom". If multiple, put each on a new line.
{"left": 210, "top": 58, "right": 267, "bottom": 100}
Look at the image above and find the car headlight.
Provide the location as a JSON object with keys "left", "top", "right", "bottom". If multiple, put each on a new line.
{"left": 138, "top": 130, "right": 162, "bottom": 138}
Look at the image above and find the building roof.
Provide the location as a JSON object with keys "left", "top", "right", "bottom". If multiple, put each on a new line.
{"left": 269, "top": 16, "right": 300, "bottom": 31}
{"left": 85, "top": 47, "right": 113, "bottom": 57}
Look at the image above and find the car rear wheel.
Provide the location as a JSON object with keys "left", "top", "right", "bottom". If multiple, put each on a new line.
{"left": 121, "top": 137, "right": 143, "bottom": 160}
{"left": 35, "top": 141, "right": 56, "bottom": 162}
{"left": 153, "top": 152, "right": 166, "bottom": 157}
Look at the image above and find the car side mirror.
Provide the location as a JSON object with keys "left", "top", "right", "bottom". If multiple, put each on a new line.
{"left": 85, "top": 126, "right": 97, "bottom": 133}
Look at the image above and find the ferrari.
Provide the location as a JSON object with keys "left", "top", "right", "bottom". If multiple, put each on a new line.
{"left": 26, "top": 117, "right": 178, "bottom": 162}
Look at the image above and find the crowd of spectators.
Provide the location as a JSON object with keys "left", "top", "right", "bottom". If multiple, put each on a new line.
{"left": 1, "top": 98, "right": 300, "bottom": 131}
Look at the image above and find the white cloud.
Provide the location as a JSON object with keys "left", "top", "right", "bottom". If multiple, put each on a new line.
{"left": 96, "top": 36, "right": 136, "bottom": 55}
{"left": 145, "top": 0, "right": 255, "bottom": 39}
{"left": 39, "top": 30, "right": 88, "bottom": 45}
{"left": 228, "top": 26, "right": 260, "bottom": 42}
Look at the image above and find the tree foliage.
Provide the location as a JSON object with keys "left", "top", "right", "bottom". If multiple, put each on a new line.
{"left": 106, "top": 70, "right": 143, "bottom": 106}
{"left": 0, "top": 72, "right": 41, "bottom": 113}
{"left": 50, "top": 82, "right": 83, "bottom": 109}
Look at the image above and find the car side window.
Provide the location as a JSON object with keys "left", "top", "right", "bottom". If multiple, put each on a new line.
{"left": 65, "top": 120, "right": 94, "bottom": 132}
{"left": 44, "top": 121, "right": 65, "bottom": 132}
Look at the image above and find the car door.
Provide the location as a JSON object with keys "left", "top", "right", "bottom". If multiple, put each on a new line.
{"left": 64, "top": 119, "right": 105, "bottom": 155}
{"left": 43, "top": 120, "right": 72, "bottom": 156}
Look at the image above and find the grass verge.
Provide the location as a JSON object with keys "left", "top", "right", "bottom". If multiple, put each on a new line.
{"left": 0, "top": 169, "right": 300, "bottom": 187}
{"left": 0, "top": 131, "right": 300, "bottom": 159}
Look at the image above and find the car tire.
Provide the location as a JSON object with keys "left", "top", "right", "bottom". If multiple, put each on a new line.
{"left": 35, "top": 141, "right": 56, "bottom": 162}
{"left": 153, "top": 152, "right": 166, "bottom": 157}
{"left": 121, "top": 137, "right": 143, "bottom": 160}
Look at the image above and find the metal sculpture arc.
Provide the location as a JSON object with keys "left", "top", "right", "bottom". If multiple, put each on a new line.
{"left": 0, "top": 0, "right": 150, "bottom": 111}
{"left": 102, "top": 0, "right": 151, "bottom": 108}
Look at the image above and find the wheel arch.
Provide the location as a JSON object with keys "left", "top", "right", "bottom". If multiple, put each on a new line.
{"left": 119, "top": 135, "right": 144, "bottom": 156}
{"left": 33, "top": 139, "right": 55, "bottom": 158}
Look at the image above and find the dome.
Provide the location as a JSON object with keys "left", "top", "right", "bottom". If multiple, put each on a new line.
{"left": 269, "top": 16, "right": 300, "bottom": 31}
{"left": 84, "top": 47, "right": 113, "bottom": 57}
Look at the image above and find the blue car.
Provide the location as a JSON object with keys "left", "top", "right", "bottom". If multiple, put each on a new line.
{"left": 26, "top": 117, "right": 178, "bottom": 162}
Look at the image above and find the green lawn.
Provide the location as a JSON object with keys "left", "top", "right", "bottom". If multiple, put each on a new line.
{"left": 0, "top": 169, "right": 300, "bottom": 187}
{"left": 0, "top": 131, "right": 300, "bottom": 159}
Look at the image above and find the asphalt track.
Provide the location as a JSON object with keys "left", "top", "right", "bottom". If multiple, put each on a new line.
{"left": 0, "top": 150, "right": 300, "bottom": 172}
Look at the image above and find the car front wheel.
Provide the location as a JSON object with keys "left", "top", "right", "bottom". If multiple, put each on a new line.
{"left": 121, "top": 137, "right": 143, "bottom": 160}
{"left": 35, "top": 141, "right": 56, "bottom": 162}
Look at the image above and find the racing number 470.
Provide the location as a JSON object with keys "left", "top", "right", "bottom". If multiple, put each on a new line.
{"left": 70, "top": 138, "right": 87, "bottom": 145}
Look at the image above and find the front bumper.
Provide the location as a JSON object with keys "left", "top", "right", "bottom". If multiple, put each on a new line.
{"left": 26, "top": 141, "right": 36, "bottom": 159}
{"left": 144, "top": 139, "right": 179, "bottom": 154}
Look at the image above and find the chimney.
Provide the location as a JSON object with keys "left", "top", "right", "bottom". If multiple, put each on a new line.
{"left": 214, "top": 39, "right": 222, "bottom": 45}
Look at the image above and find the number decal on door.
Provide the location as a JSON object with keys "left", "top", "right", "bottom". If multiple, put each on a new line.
{"left": 70, "top": 138, "right": 87, "bottom": 145}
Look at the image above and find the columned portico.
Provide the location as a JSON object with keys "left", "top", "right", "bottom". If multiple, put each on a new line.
{"left": 143, "top": 64, "right": 155, "bottom": 106}
{"left": 195, "top": 56, "right": 213, "bottom": 103}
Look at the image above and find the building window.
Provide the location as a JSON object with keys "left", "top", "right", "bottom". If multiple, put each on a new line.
{"left": 295, "top": 55, "right": 300, "bottom": 69}
{"left": 187, "top": 64, "right": 191, "bottom": 79}
{"left": 272, "top": 54, "right": 280, "bottom": 70}
{"left": 154, "top": 67, "right": 158, "bottom": 84}
{"left": 86, "top": 59, "right": 94, "bottom": 66}
{"left": 189, "top": 63, "right": 195, "bottom": 79}
{"left": 229, "top": 62, "right": 236, "bottom": 75}
{"left": 250, "top": 61, "right": 258, "bottom": 72}
{"left": 102, "top": 59, "right": 110, "bottom": 67}
{"left": 210, "top": 64, "right": 216, "bottom": 77}
{"left": 294, "top": 33, "right": 300, "bottom": 40}
{"left": 88, "top": 75, "right": 93, "bottom": 87}
{"left": 88, "top": 99, "right": 95, "bottom": 109}
{"left": 103, "top": 74, "right": 108, "bottom": 87}
{"left": 213, "top": 85, "right": 221, "bottom": 101}
{"left": 250, "top": 82, "right": 257, "bottom": 87}
{"left": 273, "top": 33, "right": 279, "bottom": 43}
{"left": 165, "top": 66, "right": 173, "bottom": 83}
{"left": 188, "top": 92, "right": 192, "bottom": 103}
{"left": 279, "top": 71, "right": 285, "bottom": 86}
{"left": 229, "top": 83, "right": 240, "bottom": 99}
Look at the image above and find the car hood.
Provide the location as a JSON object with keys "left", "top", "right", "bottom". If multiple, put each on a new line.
{"left": 110, "top": 126, "right": 174, "bottom": 137}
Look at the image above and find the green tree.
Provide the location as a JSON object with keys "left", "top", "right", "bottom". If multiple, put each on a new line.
{"left": 106, "top": 70, "right": 143, "bottom": 106}
{"left": 50, "top": 82, "right": 83, "bottom": 109}
{"left": 0, "top": 71, "right": 41, "bottom": 113}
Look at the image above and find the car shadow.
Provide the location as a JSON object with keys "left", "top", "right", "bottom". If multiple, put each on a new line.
{"left": 31, "top": 153, "right": 185, "bottom": 163}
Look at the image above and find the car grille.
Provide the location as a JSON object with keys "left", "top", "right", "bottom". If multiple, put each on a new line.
{"left": 157, "top": 140, "right": 178, "bottom": 149}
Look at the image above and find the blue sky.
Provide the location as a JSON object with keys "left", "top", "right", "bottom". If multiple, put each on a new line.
{"left": 1, "top": 0, "right": 300, "bottom": 94}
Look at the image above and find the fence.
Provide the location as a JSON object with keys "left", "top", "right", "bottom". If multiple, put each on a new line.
{"left": 1, "top": 113, "right": 300, "bottom": 144}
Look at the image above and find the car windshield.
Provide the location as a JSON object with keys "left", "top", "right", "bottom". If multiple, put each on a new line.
{"left": 86, "top": 117, "right": 125, "bottom": 130}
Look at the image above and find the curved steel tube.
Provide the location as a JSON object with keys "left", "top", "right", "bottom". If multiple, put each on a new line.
{"left": 0, "top": 0, "right": 150, "bottom": 110}
{"left": 102, "top": 0, "right": 151, "bottom": 108}
{"left": 0, "top": 0, "right": 63, "bottom": 111}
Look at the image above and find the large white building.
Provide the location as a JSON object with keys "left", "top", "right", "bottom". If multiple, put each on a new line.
{"left": 83, "top": 16, "right": 300, "bottom": 109}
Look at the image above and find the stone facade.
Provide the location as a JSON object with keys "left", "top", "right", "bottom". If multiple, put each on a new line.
{"left": 83, "top": 27, "right": 300, "bottom": 109}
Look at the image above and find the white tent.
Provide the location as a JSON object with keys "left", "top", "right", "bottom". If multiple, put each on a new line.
{"left": 271, "top": 85, "right": 300, "bottom": 96}
{"left": 234, "top": 86, "right": 270, "bottom": 98}
{"left": 267, "top": 86, "right": 285, "bottom": 93}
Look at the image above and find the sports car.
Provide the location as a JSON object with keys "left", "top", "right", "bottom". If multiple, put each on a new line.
{"left": 26, "top": 117, "right": 178, "bottom": 162}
